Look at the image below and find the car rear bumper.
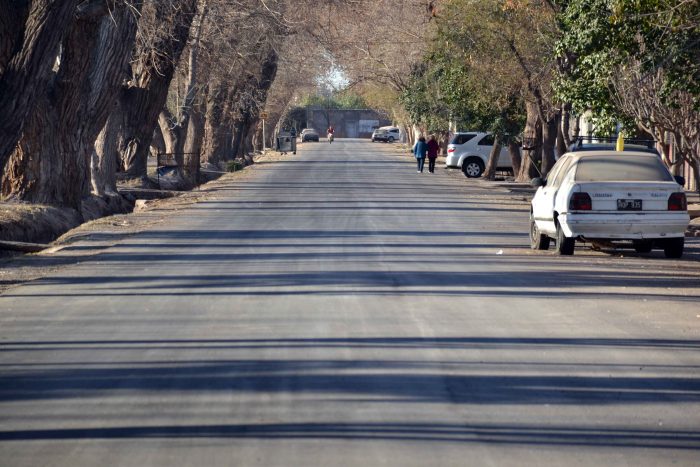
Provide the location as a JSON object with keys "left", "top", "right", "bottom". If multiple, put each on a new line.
{"left": 445, "top": 153, "right": 460, "bottom": 167}
{"left": 560, "top": 212, "right": 689, "bottom": 239}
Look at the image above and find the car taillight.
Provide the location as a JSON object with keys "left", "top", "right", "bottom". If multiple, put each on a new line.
{"left": 569, "top": 192, "right": 592, "bottom": 211}
{"left": 668, "top": 192, "right": 687, "bottom": 211}
{"left": 448, "top": 148, "right": 455, "bottom": 153}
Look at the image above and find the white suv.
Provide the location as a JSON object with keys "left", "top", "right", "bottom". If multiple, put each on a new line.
{"left": 445, "top": 132, "right": 512, "bottom": 177}
{"left": 372, "top": 126, "right": 400, "bottom": 143}
{"left": 530, "top": 151, "right": 689, "bottom": 257}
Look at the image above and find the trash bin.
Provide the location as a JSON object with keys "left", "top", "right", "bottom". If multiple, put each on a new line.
{"left": 276, "top": 131, "right": 297, "bottom": 155}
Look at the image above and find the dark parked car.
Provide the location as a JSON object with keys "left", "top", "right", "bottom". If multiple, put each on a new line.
{"left": 300, "top": 128, "right": 319, "bottom": 142}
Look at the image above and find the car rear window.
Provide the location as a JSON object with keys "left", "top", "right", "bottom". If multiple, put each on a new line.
{"left": 450, "top": 133, "right": 477, "bottom": 145}
{"left": 574, "top": 156, "right": 673, "bottom": 182}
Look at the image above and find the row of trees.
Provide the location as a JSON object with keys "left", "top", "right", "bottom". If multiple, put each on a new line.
{"left": 331, "top": 0, "right": 699, "bottom": 189}
{"left": 2, "top": 1, "right": 697, "bottom": 213}
{"left": 0, "top": 0, "right": 352, "bottom": 212}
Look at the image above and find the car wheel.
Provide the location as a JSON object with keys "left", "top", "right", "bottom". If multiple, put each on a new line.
{"left": 530, "top": 216, "right": 550, "bottom": 250}
{"left": 388, "top": 136, "right": 395, "bottom": 143}
{"left": 555, "top": 221, "right": 575, "bottom": 255}
{"left": 662, "top": 237, "right": 684, "bottom": 258}
{"left": 462, "top": 157, "right": 484, "bottom": 178}
{"left": 633, "top": 240, "right": 653, "bottom": 253}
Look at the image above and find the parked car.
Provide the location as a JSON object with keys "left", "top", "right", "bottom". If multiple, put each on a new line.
{"left": 569, "top": 138, "right": 660, "bottom": 156}
{"left": 530, "top": 151, "right": 689, "bottom": 257}
{"left": 300, "top": 128, "right": 319, "bottom": 142}
{"left": 445, "top": 132, "right": 512, "bottom": 177}
{"left": 371, "top": 126, "right": 400, "bottom": 143}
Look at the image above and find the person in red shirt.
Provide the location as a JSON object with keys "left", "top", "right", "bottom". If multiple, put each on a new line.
{"left": 327, "top": 126, "right": 335, "bottom": 143}
{"left": 427, "top": 135, "right": 440, "bottom": 173}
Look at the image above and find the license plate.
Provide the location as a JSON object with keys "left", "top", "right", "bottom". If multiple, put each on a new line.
{"left": 617, "top": 199, "right": 642, "bottom": 210}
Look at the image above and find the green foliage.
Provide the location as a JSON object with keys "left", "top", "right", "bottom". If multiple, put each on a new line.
{"left": 400, "top": 0, "right": 526, "bottom": 140}
{"left": 300, "top": 92, "right": 369, "bottom": 110}
{"left": 555, "top": 0, "right": 700, "bottom": 127}
{"left": 227, "top": 160, "right": 246, "bottom": 172}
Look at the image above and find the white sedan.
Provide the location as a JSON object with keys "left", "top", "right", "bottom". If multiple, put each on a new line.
{"left": 530, "top": 151, "right": 689, "bottom": 257}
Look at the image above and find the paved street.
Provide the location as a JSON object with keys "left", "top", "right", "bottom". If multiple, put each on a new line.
{"left": 1, "top": 139, "right": 699, "bottom": 466}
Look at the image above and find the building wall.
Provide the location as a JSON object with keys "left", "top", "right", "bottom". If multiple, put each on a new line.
{"left": 306, "top": 108, "right": 392, "bottom": 138}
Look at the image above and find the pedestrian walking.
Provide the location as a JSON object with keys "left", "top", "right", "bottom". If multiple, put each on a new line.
{"left": 413, "top": 136, "right": 428, "bottom": 173}
{"left": 427, "top": 134, "right": 439, "bottom": 173}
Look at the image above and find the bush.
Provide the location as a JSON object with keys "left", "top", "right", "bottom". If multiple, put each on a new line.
{"left": 227, "top": 160, "right": 245, "bottom": 172}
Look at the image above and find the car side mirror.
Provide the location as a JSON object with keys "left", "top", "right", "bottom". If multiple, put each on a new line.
{"left": 674, "top": 175, "right": 685, "bottom": 186}
{"left": 531, "top": 177, "right": 546, "bottom": 187}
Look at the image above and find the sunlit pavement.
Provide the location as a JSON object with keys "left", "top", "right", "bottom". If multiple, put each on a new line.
{"left": 1, "top": 139, "right": 699, "bottom": 466}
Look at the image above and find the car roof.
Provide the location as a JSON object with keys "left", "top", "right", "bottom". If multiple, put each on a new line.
{"left": 562, "top": 150, "right": 660, "bottom": 160}
{"left": 569, "top": 143, "right": 660, "bottom": 155}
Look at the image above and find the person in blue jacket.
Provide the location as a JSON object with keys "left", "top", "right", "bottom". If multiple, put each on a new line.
{"left": 413, "top": 136, "right": 428, "bottom": 173}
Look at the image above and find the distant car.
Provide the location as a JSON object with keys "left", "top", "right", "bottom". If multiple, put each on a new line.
{"left": 300, "top": 128, "right": 319, "bottom": 142}
{"left": 372, "top": 126, "right": 400, "bottom": 143}
{"left": 445, "top": 132, "right": 512, "bottom": 177}
{"left": 530, "top": 151, "right": 689, "bottom": 257}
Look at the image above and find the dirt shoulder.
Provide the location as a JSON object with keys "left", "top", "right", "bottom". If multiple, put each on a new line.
{"left": 0, "top": 152, "right": 286, "bottom": 294}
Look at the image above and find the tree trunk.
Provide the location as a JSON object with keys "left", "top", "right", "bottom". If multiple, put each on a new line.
{"left": 0, "top": 0, "right": 81, "bottom": 170}
{"left": 120, "top": 0, "right": 197, "bottom": 178}
{"left": 231, "top": 48, "right": 278, "bottom": 159}
{"left": 150, "top": 120, "right": 166, "bottom": 159}
{"left": 155, "top": 0, "right": 208, "bottom": 172}
{"left": 517, "top": 101, "right": 542, "bottom": 182}
{"left": 482, "top": 137, "right": 502, "bottom": 181}
{"left": 507, "top": 139, "right": 522, "bottom": 176}
{"left": 3, "top": 3, "right": 141, "bottom": 208}
{"left": 91, "top": 109, "right": 121, "bottom": 196}
{"left": 183, "top": 105, "right": 204, "bottom": 182}
{"left": 231, "top": 116, "right": 249, "bottom": 160}
{"left": 541, "top": 112, "right": 558, "bottom": 177}
{"left": 201, "top": 84, "right": 229, "bottom": 165}
{"left": 559, "top": 103, "right": 573, "bottom": 149}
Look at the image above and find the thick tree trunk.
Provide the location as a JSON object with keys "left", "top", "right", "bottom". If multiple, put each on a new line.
{"left": 156, "top": 1, "right": 208, "bottom": 171}
{"left": 482, "top": 137, "right": 503, "bottom": 181}
{"left": 91, "top": 109, "right": 121, "bottom": 196}
{"left": 3, "top": 4, "right": 140, "bottom": 208}
{"left": 231, "top": 48, "right": 278, "bottom": 159}
{"left": 231, "top": 116, "right": 249, "bottom": 160}
{"left": 120, "top": 0, "right": 197, "bottom": 178}
{"left": 201, "top": 84, "right": 229, "bottom": 165}
{"left": 541, "top": 112, "right": 558, "bottom": 177}
{"left": 0, "top": 0, "right": 81, "bottom": 170}
{"left": 516, "top": 101, "right": 542, "bottom": 182}
{"left": 508, "top": 139, "right": 522, "bottom": 176}
{"left": 183, "top": 106, "right": 204, "bottom": 182}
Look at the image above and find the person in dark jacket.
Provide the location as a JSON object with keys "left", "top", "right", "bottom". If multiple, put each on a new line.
{"left": 413, "top": 136, "right": 428, "bottom": 173}
{"left": 427, "top": 135, "right": 439, "bottom": 173}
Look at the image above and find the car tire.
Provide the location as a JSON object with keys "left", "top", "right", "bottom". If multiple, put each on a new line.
{"left": 633, "top": 240, "right": 653, "bottom": 253}
{"left": 555, "top": 221, "right": 575, "bottom": 255}
{"left": 662, "top": 237, "right": 684, "bottom": 258}
{"left": 388, "top": 136, "right": 395, "bottom": 143}
{"left": 462, "top": 157, "right": 484, "bottom": 178}
{"left": 530, "top": 216, "right": 550, "bottom": 250}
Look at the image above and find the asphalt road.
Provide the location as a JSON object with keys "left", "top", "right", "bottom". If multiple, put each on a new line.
{"left": 1, "top": 139, "right": 699, "bottom": 466}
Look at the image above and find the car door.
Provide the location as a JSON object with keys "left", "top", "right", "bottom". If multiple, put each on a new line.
{"left": 476, "top": 134, "right": 511, "bottom": 167}
{"left": 532, "top": 156, "right": 573, "bottom": 234}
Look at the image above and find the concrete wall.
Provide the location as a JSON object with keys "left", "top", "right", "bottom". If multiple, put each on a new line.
{"left": 306, "top": 108, "right": 392, "bottom": 138}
